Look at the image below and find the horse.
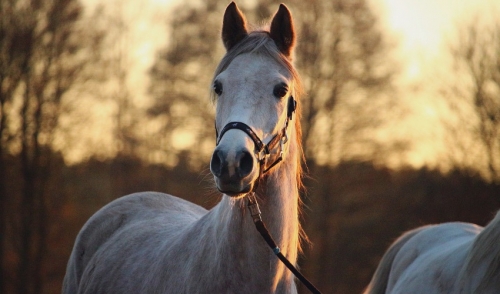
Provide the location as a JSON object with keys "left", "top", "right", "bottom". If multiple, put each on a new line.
{"left": 363, "top": 211, "right": 500, "bottom": 294}
{"left": 63, "top": 2, "right": 307, "bottom": 293}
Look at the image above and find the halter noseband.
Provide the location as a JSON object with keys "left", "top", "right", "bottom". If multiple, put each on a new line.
{"left": 215, "top": 95, "right": 297, "bottom": 176}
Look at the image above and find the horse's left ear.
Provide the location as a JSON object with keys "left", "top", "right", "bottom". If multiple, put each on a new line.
{"left": 269, "top": 4, "right": 296, "bottom": 58}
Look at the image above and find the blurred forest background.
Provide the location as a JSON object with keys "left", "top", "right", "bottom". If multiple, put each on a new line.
{"left": 1, "top": 0, "right": 500, "bottom": 293}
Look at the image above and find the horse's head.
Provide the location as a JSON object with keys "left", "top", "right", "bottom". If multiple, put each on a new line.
{"left": 210, "top": 2, "right": 300, "bottom": 197}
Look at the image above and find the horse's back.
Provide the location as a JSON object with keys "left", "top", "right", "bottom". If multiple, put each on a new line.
{"left": 365, "top": 222, "right": 482, "bottom": 294}
{"left": 62, "top": 192, "right": 207, "bottom": 293}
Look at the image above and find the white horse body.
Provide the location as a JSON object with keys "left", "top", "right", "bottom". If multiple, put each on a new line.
{"left": 64, "top": 3, "right": 304, "bottom": 293}
{"left": 364, "top": 211, "right": 500, "bottom": 294}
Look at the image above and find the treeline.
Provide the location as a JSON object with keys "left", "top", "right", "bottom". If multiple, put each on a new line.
{"left": 3, "top": 153, "right": 499, "bottom": 293}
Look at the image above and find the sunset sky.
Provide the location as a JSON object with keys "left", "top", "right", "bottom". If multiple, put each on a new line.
{"left": 112, "top": 0, "right": 500, "bottom": 81}
{"left": 77, "top": 0, "right": 499, "bottom": 168}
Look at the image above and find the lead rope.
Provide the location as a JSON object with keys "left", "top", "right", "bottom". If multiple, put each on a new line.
{"left": 247, "top": 193, "right": 322, "bottom": 294}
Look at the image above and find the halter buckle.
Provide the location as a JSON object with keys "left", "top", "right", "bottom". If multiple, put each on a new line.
{"left": 257, "top": 148, "right": 269, "bottom": 162}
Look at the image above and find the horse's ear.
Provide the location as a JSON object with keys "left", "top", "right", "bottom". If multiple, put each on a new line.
{"left": 269, "top": 4, "right": 296, "bottom": 58}
{"left": 222, "top": 2, "right": 248, "bottom": 51}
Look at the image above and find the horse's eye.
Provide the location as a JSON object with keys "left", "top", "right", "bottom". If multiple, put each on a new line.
{"left": 273, "top": 83, "right": 288, "bottom": 98}
{"left": 213, "top": 81, "right": 223, "bottom": 96}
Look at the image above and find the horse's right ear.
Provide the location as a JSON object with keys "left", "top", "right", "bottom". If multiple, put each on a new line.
{"left": 222, "top": 2, "right": 248, "bottom": 51}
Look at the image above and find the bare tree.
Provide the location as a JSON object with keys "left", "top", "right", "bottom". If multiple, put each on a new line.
{"left": 0, "top": 0, "right": 105, "bottom": 292}
{"left": 148, "top": 0, "right": 225, "bottom": 168}
{"left": 0, "top": 1, "right": 30, "bottom": 292}
{"left": 443, "top": 16, "right": 500, "bottom": 181}
{"left": 103, "top": 0, "right": 142, "bottom": 158}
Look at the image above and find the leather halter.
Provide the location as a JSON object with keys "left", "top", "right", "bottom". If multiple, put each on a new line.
{"left": 215, "top": 96, "right": 297, "bottom": 176}
{"left": 213, "top": 95, "right": 322, "bottom": 294}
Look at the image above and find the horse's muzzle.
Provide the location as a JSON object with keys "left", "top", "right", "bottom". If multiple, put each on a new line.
{"left": 210, "top": 148, "right": 257, "bottom": 196}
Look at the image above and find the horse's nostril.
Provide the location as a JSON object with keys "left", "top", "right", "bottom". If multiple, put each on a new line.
{"left": 210, "top": 150, "right": 223, "bottom": 177}
{"left": 238, "top": 150, "right": 254, "bottom": 178}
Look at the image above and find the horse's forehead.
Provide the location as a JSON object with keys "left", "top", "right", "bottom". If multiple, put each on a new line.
{"left": 223, "top": 53, "right": 290, "bottom": 83}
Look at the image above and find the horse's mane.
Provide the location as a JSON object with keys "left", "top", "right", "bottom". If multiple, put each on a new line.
{"left": 210, "top": 30, "right": 308, "bottom": 248}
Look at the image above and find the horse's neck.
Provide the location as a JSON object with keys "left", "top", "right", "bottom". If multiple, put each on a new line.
{"left": 202, "top": 143, "right": 300, "bottom": 290}
{"left": 255, "top": 165, "right": 300, "bottom": 260}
